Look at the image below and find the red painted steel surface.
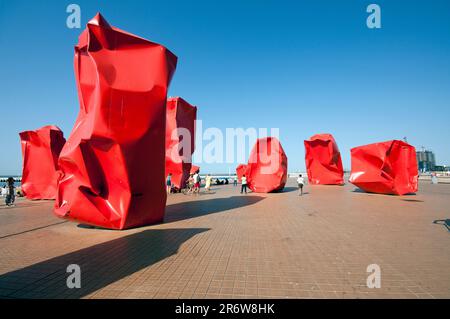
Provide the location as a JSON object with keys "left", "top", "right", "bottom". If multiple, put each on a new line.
{"left": 304, "top": 133, "right": 344, "bottom": 185}
{"left": 165, "top": 97, "right": 197, "bottom": 190}
{"left": 19, "top": 125, "right": 66, "bottom": 200}
{"left": 349, "top": 140, "right": 418, "bottom": 195}
{"left": 54, "top": 13, "right": 177, "bottom": 229}
{"left": 246, "top": 137, "right": 288, "bottom": 193}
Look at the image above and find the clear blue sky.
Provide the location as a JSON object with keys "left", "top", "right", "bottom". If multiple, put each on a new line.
{"left": 1, "top": 0, "right": 449, "bottom": 175}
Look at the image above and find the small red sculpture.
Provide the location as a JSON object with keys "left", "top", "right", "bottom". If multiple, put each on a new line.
{"left": 304, "top": 133, "right": 344, "bottom": 185}
{"left": 165, "top": 97, "right": 197, "bottom": 190}
{"left": 19, "top": 125, "right": 66, "bottom": 200}
{"left": 54, "top": 13, "right": 177, "bottom": 229}
{"left": 245, "top": 137, "right": 288, "bottom": 193}
{"left": 190, "top": 165, "right": 200, "bottom": 174}
{"left": 236, "top": 164, "right": 248, "bottom": 181}
{"left": 349, "top": 140, "right": 418, "bottom": 195}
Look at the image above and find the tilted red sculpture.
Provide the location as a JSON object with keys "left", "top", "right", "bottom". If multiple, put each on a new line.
{"left": 19, "top": 125, "right": 66, "bottom": 200}
{"left": 349, "top": 140, "right": 418, "bottom": 195}
{"left": 304, "top": 133, "right": 344, "bottom": 185}
{"left": 54, "top": 13, "right": 177, "bottom": 229}
{"left": 165, "top": 97, "right": 197, "bottom": 190}
{"left": 245, "top": 137, "right": 288, "bottom": 193}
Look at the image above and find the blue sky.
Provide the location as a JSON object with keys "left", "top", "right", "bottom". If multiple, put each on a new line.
{"left": 0, "top": 0, "right": 449, "bottom": 175}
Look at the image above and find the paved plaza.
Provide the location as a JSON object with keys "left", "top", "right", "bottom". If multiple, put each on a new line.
{"left": 0, "top": 179, "right": 449, "bottom": 299}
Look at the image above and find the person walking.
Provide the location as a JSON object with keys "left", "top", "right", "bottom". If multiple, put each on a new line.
{"left": 205, "top": 174, "right": 212, "bottom": 192}
{"left": 297, "top": 174, "right": 305, "bottom": 196}
{"left": 193, "top": 170, "right": 201, "bottom": 195}
{"left": 240, "top": 174, "right": 248, "bottom": 194}
{"left": 5, "top": 177, "right": 16, "bottom": 206}
{"left": 166, "top": 173, "right": 172, "bottom": 194}
{"left": 233, "top": 178, "right": 237, "bottom": 186}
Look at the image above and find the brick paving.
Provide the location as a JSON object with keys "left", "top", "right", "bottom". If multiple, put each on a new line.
{"left": 0, "top": 179, "right": 449, "bottom": 299}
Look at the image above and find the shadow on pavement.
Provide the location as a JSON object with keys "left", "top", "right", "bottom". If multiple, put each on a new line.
{"left": 165, "top": 195, "right": 265, "bottom": 223}
{"left": 0, "top": 228, "right": 209, "bottom": 298}
{"left": 433, "top": 219, "right": 450, "bottom": 232}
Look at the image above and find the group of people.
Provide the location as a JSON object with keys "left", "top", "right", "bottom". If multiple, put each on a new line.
{"left": 166, "top": 170, "right": 213, "bottom": 195}
{"left": 1, "top": 177, "right": 16, "bottom": 206}
{"left": 237, "top": 173, "right": 305, "bottom": 195}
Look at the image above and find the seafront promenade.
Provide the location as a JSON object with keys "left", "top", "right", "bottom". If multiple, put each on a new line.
{"left": 0, "top": 178, "right": 449, "bottom": 299}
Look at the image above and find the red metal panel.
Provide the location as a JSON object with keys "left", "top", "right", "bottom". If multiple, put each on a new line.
{"left": 304, "top": 133, "right": 344, "bottom": 185}
{"left": 349, "top": 140, "right": 418, "bottom": 195}
{"left": 19, "top": 125, "right": 66, "bottom": 200}
{"left": 54, "top": 13, "right": 177, "bottom": 229}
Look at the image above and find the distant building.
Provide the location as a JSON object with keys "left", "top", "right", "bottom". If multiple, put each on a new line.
{"left": 416, "top": 150, "right": 436, "bottom": 172}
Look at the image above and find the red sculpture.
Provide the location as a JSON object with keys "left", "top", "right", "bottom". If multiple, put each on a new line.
{"left": 165, "top": 97, "right": 197, "bottom": 190}
{"left": 245, "top": 137, "right": 288, "bottom": 193}
{"left": 19, "top": 125, "right": 66, "bottom": 200}
{"left": 190, "top": 165, "right": 200, "bottom": 174}
{"left": 236, "top": 164, "right": 248, "bottom": 181}
{"left": 304, "top": 133, "right": 344, "bottom": 185}
{"left": 54, "top": 13, "right": 177, "bottom": 229}
{"left": 349, "top": 140, "right": 418, "bottom": 195}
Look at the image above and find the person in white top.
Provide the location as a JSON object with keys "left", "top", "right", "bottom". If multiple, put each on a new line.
{"left": 240, "top": 175, "right": 248, "bottom": 194}
{"left": 193, "top": 171, "right": 201, "bottom": 195}
{"left": 297, "top": 174, "right": 305, "bottom": 196}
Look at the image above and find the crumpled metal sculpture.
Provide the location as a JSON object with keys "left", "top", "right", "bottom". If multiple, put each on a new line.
{"left": 236, "top": 164, "right": 248, "bottom": 181}
{"left": 165, "top": 97, "right": 197, "bottom": 190}
{"left": 19, "top": 125, "right": 66, "bottom": 200}
{"left": 190, "top": 165, "right": 200, "bottom": 174}
{"left": 304, "top": 133, "right": 344, "bottom": 185}
{"left": 245, "top": 137, "right": 288, "bottom": 193}
{"left": 54, "top": 13, "right": 177, "bottom": 229}
{"left": 349, "top": 140, "right": 418, "bottom": 195}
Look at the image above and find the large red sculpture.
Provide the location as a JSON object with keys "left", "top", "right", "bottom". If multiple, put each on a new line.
{"left": 54, "top": 13, "right": 177, "bottom": 229}
{"left": 304, "top": 133, "right": 344, "bottom": 185}
{"left": 165, "top": 97, "right": 197, "bottom": 190}
{"left": 19, "top": 125, "right": 66, "bottom": 200}
{"left": 349, "top": 140, "right": 418, "bottom": 195}
{"left": 245, "top": 137, "right": 288, "bottom": 193}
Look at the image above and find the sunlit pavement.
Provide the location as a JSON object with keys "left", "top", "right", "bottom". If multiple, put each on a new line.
{"left": 0, "top": 179, "right": 449, "bottom": 299}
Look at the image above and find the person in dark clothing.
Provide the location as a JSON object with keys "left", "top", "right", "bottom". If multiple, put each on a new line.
{"left": 5, "top": 177, "right": 16, "bottom": 206}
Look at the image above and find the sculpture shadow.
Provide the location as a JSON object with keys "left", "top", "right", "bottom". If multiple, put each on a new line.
{"left": 352, "top": 188, "right": 416, "bottom": 196}
{"left": 433, "top": 219, "right": 450, "bottom": 232}
{"left": 0, "top": 228, "right": 209, "bottom": 299}
{"left": 165, "top": 195, "right": 265, "bottom": 223}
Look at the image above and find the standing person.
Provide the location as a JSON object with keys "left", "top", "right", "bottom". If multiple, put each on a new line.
{"left": 5, "top": 177, "right": 16, "bottom": 206}
{"left": 240, "top": 174, "right": 248, "bottom": 194}
{"left": 233, "top": 178, "right": 237, "bottom": 186}
{"left": 166, "top": 173, "right": 172, "bottom": 194}
{"left": 205, "top": 174, "right": 212, "bottom": 193}
{"left": 193, "top": 170, "right": 201, "bottom": 195}
{"left": 297, "top": 174, "right": 305, "bottom": 196}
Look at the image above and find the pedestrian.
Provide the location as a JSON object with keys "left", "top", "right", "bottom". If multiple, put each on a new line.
{"left": 205, "top": 174, "right": 212, "bottom": 192}
{"left": 233, "top": 178, "right": 237, "bottom": 186}
{"left": 297, "top": 174, "right": 305, "bottom": 196}
{"left": 240, "top": 174, "right": 248, "bottom": 194}
{"left": 5, "top": 177, "right": 16, "bottom": 206}
{"left": 193, "top": 170, "right": 201, "bottom": 195}
{"left": 431, "top": 172, "right": 438, "bottom": 185}
{"left": 166, "top": 173, "right": 172, "bottom": 194}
